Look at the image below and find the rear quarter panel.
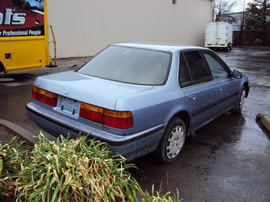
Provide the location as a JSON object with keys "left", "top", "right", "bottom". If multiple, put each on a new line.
{"left": 115, "top": 87, "right": 189, "bottom": 134}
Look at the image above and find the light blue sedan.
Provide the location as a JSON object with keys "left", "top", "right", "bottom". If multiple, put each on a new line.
{"left": 26, "top": 42, "right": 249, "bottom": 163}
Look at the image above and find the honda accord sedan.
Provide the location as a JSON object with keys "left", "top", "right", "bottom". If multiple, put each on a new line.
{"left": 26, "top": 42, "right": 249, "bottom": 163}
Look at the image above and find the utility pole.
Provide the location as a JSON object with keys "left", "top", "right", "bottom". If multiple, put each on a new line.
{"left": 263, "top": 0, "right": 267, "bottom": 45}
{"left": 242, "top": 0, "right": 245, "bottom": 28}
{"left": 212, "top": 0, "right": 215, "bottom": 21}
{"left": 240, "top": 0, "right": 245, "bottom": 45}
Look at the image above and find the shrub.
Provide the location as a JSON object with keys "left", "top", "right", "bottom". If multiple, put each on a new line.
{"left": 0, "top": 137, "right": 28, "bottom": 197}
{"left": 15, "top": 135, "right": 139, "bottom": 201}
{"left": 0, "top": 134, "right": 182, "bottom": 201}
{"left": 139, "top": 185, "right": 182, "bottom": 202}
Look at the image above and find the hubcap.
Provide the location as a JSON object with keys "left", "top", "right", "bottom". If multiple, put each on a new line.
{"left": 166, "top": 125, "right": 185, "bottom": 159}
{"left": 239, "top": 91, "right": 245, "bottom": 111}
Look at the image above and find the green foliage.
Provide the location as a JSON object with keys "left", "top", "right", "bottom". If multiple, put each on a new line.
{"left": 0, "top": 134, "right": 182, "bottom": 201}
{"left": 0, "top": 137, "right": 29, "bottom": 197}
{"left": 139, "top": 185, "right": 182, "bottom": 202}
{"left": 15, "top": 135, "right": 139, "bottom": 201}
{"left": 245, "top": 0, "right": 270, "bottom": 31}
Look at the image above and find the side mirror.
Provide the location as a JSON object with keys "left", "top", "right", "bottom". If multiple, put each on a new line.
{"left": 231, "top": 70, "right": 242, "bottom": 79}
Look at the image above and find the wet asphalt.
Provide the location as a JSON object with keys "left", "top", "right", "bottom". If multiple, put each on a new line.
{"left": 0, "top": 47, "right": 269, "bottom": 201}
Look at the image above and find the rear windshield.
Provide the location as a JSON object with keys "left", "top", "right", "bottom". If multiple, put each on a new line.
{"left": 78, "top": 46, "right": 171, "bottom": 85}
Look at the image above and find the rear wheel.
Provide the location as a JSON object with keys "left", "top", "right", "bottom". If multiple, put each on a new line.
{"left": 224, "top": 45, "right": 230, "bottom": 52}
{"left": 0, "top": 62, "right": 5, "bottom": 73}
{"left": 157, "top": 117, "right": 186, "bottom": 163}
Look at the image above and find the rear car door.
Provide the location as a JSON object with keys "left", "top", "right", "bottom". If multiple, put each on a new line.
{"left": 201, "top": 51, "right": 239, "bottom": 115}
{"left": 179, "top": 51, "right": 216, "bottom": 129}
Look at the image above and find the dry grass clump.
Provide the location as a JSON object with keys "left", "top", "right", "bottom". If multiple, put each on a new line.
{"left": 0, "top": 137, "right": 29, "bottom": 197}
{"left": 0, "top": 134, "right": 182, "bottom": 201}
{"left": 15, "top": 135, "right": 138, "bottom": 201}
{"left": 140, "top": 185, "right": 182, "bottom": 202}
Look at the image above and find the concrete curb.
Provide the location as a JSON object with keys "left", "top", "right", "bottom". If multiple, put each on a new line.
{"left": 256, "top": 113, "right": 270, "bottom": 135}
{"left": 0, "top": 119, "right": 37, "bottom": 145}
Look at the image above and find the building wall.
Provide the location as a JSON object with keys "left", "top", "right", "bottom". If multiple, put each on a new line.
{"left": 47, "top": 0, "right": 213, "bottom": 58}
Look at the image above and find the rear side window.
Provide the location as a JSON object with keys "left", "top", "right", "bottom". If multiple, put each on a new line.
{"left": 179, "top": 54, "right": 192, "bottom": 87}
{"left": 183, "top": 51, "right": 211, "bottom": 85}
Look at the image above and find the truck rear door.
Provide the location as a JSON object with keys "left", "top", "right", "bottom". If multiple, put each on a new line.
{"left": 217, "top": 23, "right": 228, "bottom": 46}
{"left": 205, "top": 23, "right": 217, "bottom": 46}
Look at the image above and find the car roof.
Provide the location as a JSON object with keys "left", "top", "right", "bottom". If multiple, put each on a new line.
{"left": 113, "top": 42, "right": 208, "bottom": 52}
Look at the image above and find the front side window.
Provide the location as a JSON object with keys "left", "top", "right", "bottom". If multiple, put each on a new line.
{"left": 78, "top": 46, "right": 171, "bottom": 85}
{"left": 202, "top": 52, "right": 229, "bottom": 80}
{"left": 183, "top": 51, "right": 211, "bottom": 85}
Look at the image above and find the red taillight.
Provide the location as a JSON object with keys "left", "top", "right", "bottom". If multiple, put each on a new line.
{"left": 79, "top": 103, "right": 133, "bottom": 129}
{"left": 104, "top": 116, "right": 133, "bottom": 129}
{"left": 44, "top": 96, "right": 58, "bottom": 107}
{"left": 104, "top": 109, "right": 133, "bottom": 129}
{"left": 32, "top": 86, "right": 58, "bottom": 107}
{"left": 79, "top": 103, "right": 104, "bottom": 124}
{"left": 79, "top": 108, "right": 103, "bottom": 124}
{"left": 32, "top": 90, "right": 39, "bottom": 100}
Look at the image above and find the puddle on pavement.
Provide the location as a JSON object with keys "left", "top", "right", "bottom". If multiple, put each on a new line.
{"left": 0, "top": 78, "right": 16, "bottom": 83}
{"left": 0, "top": 73, "right": 35, "bottom": 87}
{"left": 235, "top": 127, "right": 270, "bottom": 155}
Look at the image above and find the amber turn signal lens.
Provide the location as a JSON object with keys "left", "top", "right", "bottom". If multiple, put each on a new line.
{"left": 104, "top": 109, "right": 132, "bottom": 119}
{"left": 80, "top": 103, "right": 104, "bottom": 114}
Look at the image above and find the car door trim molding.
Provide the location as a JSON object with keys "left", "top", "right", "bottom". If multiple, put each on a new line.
{"left": 215, "top": 91, "right": 238, "bottom": 106}
{"left": 192, "top": 102, "right": 216, "bottom": 117}
{"left": 192, "top": 91, "right": 238, "bottom": 117}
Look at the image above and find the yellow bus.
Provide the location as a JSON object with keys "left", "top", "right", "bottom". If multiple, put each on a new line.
{"left": 0, "top": 0, "right": 55, "bottom": 73}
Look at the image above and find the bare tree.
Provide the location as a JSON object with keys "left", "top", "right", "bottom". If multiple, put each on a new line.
{"left": 214, "top": 0, "right": 238, "bottom": 21}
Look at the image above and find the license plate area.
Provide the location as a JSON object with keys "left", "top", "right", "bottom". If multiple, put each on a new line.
{"left": 56, "top": 96, "right": 80, "bottom": 118}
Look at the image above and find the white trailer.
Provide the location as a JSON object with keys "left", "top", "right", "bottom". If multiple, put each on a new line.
{"left": 205, "top": 22, "right": 233, "bottom": 50}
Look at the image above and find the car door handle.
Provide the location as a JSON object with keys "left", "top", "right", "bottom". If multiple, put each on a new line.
{"left": 219, "top": 88, "right": 223, "bottom": 91}
{"left": 189, "top": 96, "right": 197, "bottom": 101}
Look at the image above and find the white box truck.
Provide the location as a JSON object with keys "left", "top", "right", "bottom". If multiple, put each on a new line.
{"left": 205, "top": 22, "right": 233, "bottom": 51}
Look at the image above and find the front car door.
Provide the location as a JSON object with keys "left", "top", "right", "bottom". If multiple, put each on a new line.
{"left": 201, "top": 51, "right": 239, "bottom": 115}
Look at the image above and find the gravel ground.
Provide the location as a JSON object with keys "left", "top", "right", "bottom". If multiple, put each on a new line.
{"left": 0, "top": 126, "right": 18, "bottom": 142}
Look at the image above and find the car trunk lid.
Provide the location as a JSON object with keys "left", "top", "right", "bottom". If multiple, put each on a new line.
{"left": 34, "top": 71, "right": 153, "bottom": 109}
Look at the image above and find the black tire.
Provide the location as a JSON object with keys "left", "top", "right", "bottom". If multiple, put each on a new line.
{"left": 0, "top": 62, "right": 5, "bottom": 73}
{"left": 235, "top": 88, "right": 246, "bottom": 113}
{"left": 157, "top": 117, "right": 186, "bottom": 163}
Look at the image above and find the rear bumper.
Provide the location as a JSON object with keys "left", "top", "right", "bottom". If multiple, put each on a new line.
{"left": 26, "top": 102, "right": 164, "bottom": 160}
{"left": 205, "top": 44, "right": 229, "bottom": 48}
